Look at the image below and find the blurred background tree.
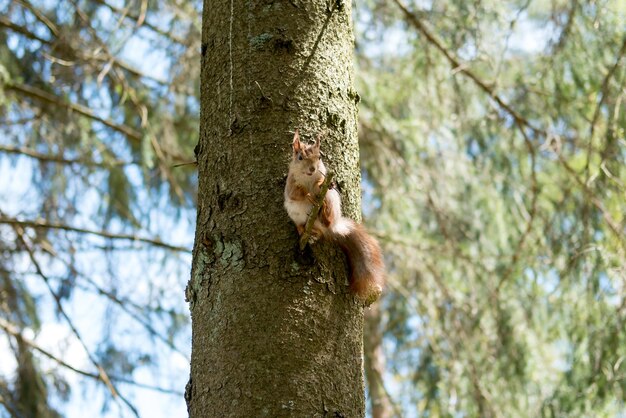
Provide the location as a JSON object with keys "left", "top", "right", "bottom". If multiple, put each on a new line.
{"left": 1, "top": 0, "right": 625, "bottom": 417}
{"left": 1, "top": 0, "right": 199, "bottom": 415}
{"left": 356, "top": 1, "right": 626, "bottom": 416}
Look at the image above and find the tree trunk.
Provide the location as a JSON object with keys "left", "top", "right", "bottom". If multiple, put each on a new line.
{"left": 364, "top": 304, "right": 392, "bottom": 418}
{"left": 185, "top": 0, "right": 365, "bottom": 416}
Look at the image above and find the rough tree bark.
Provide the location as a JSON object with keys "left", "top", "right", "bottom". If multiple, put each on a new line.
{"left": 364, "top": 304, "right": 392, "bottom": 418}
{"left": 185, "top": 0, "right": 365, "bottom": 416}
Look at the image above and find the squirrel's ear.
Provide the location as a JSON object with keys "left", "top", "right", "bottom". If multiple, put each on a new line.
{"left": 314, "top": 132, "right": 322, "bottom": 150}
{"left": 292, "top": 129, "right": 301, "bottom": 152}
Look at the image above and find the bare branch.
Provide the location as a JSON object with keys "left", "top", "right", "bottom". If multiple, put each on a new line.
{"left": 0, "top": 317, "right": 183, "bottom": 396}
{"left": 91, "top": 0, "right": 188, "bottom": 45}
{"left": 586, "top": 36, "right": 626, "bottom": 171}
{"left": 15, "top": 0, "right": 59, "bottom": 36}
{"left": 0, "top": 16, "right": 51, "bottom": 44}
{"left": 391, "top": 0, "right": 544, "bottom": 136}
{"left": 9, "top": 223, "right": 140, "bottom": 418}
{"left": 1, "top": 15, "right": 169, "bottom": 86}
{"left": 0, "top": 144, "right": 135, "bottom": 167}
{"left": 6, "top": 83, "right": 143, "bottom": 142}
{"left": 0, "top": 216, "right": 191, "bottom": 253}
{"left": 75, "top": 278, "right": 190, "bottom": 360}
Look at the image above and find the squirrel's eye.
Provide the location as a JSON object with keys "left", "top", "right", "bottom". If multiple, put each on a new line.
{"left": 298, "top": 153, "right": 303, "bottom": 161}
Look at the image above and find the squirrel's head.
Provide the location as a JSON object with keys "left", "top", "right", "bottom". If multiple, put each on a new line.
{"left": 291, "top": 129, "right": 325, "bottom": 181}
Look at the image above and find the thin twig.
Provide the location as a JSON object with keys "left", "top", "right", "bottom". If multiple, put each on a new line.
{"left": 0, "top": 16, "right": 51, "bottom": 44}
{"left": 299, "top": 172, "right": 334, "bottom": 251}
{"left": 9, "top": 224, "right": 140, "bottom": 418}
{"left": 0, "top": 16, "right": 169, "bottom": 86}
{"left": 585, "top": 36, "right": 626, "bottom": 174}
{"left": 15, "top": 0, "right": 59, "bottom": 36}
{"left": 91, "top": 0, "right": 188, "bottom": 45}
{"left": 5, "top": 83, "right": 142, "bottom": 141}
{"left": 0, "top": 216, "right": 190, "bottom": 253}
{"left": 0, "top": 144, "right": 135, "bottom": 167}
{"left": 76, "top": 277, "right": 190, "bottom": 360}
{"left": 0, "top": 318, "right": 183, "bottom": 396}
{"left": 391, "top": 0, "right": 543, "bottom": 136}
{"left": 171, "top": 160, "right": 198, "bottom": 168}
{"left": 391, "top": 0, "right": 543, "bottom": 292}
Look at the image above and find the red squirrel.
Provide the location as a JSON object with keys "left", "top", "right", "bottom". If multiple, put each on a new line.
{"left": 284, "top": 129, "right": 384, "bottom": 303}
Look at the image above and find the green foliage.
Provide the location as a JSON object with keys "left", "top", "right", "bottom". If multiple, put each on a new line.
{"left": 1, "top": 0, "right": 625, "bottom": 416}
{"left": 0, "top": 0, "right": 199, "bottom": 415}
{"left": 356, "top": 0, "right": 626, "bottom": 415}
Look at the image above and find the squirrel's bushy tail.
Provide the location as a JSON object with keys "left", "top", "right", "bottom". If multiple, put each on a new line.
{"left": 329, "top": 218, "right": 385, "bottom": 303}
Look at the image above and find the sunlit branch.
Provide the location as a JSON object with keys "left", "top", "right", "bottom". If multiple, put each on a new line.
{"left": 0, "top": 317, "right": 184, "bottom": 396}
{"left": 391, "top": 0, "right": 543, "bottom": 136}
{"left": 15, "top": 0, "right": 59, "bottom": 36}
{"left": 559, "top": 156, "right": 626, "bottom": 249}
{"left": 0, "top": 144, "right": 135, "bottom": 167}
{"left": 68, "top": 0, "right": 186, "bottom": 202}
{"left": 0, "top": 16, "right": 51, "bottom": 44}
{"left": 91, "top": 0, "right": 188, "bottom": 45}
{"left": 6, "top": 83, "right": 143, "bottom": 142}
{"left": 75, "top": 276, "right": 190, "bottom": 360}
{"left": 390, "top": 0, "right": 542, "bottom": 291}
{"left": 0, "top": 216, "right": 191, "bottom": 253}
{"left": 1, "top": 16, "right": 170, "bottom": 86}
{"left": 9, "top": 223, "right": 140, "bottom": 418}
{"left": 586, "top": 36, "right": 626, "bottom": 171}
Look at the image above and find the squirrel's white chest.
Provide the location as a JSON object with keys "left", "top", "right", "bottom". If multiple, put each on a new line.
{"left": 284, "top": 198, "right": 312, "bottom": 226}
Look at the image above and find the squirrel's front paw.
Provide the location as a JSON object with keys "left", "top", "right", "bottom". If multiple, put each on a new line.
{"left": 308, "top": 227, "right": 323, "bottom": 243}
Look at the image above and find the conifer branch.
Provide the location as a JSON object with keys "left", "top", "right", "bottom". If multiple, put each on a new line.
{"left": 0, "top": 17, "right": 169, "bottom": 85}
{"left": 0, "top": 145, "right": 135, "bottom": 167}
{"left": 6, "top": 83, "right": 143, "bottom": 141}
{"left": 10, "top": 224, "right": 140, "bottom": 418}
{"left": 0, "top": 16, "right": 51, "bottom": 44}
{"left": 0, "top": 318, "right": 183, "bottom": 396}
{"left": 91, "top": 0, "right": 189, "bottom": 45}
{"left": 0, "top": 216, "right": 191, "bottom": 253}
{"left": 391, "top": 0, "right": 543, "bottom": 136}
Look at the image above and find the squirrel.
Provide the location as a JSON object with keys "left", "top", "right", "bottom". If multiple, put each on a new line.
{"left": 284, "top": 129, "right": 385, "bottom": 303}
